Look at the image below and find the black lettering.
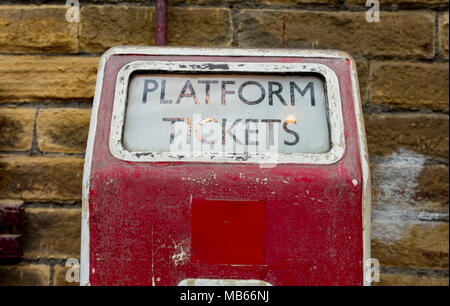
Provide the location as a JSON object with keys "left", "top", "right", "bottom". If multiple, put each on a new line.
{"left": 198, "top": 80, "right": 218, "bottom": 104}
{"left": 142, "top": 79, "right": 158, "bottom": 103}
{"left": 222, "top": 119, "right": 243, "bottom": 145}
{"left": 162, "top": 118, "right": 184, "bottom": 144}
{"left": 239, "top": 81, "right": 265, "bottom": 105}
{"left": 160, "top": 80, "right": 172, "bottom": 104}
{"left": 221, "top": 81, "right": 235, "bottom": 105}
{"left": 222, "top": 119, "right": 226, "bottom": 145}
{"left": 268, "top": 82, "right": 287, "bottom": 106}
{"left": 261, "top": 119, "right": 281, "bottom": 146}
{"left": 245, "top": 119, "right": 259, "bottom": 146}
{"left": 290, "top": 81, "right": 315, "bottom": 106}
{"left": 283, "top": 119, "right": 299, "bottom": 146}
{"left": 176, "top": 80, "right": 200, "bottom": 104}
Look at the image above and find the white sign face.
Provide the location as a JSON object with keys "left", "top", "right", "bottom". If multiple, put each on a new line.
{"left": 123, "top": 74, "right": 330, "bottom": 155}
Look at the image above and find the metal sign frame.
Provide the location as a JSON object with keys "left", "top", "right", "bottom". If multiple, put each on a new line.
{"left": 110, "top": 60, "right": 345, "bottom": 164}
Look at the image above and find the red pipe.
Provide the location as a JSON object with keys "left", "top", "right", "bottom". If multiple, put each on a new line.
{"left": 155, "top": 0, "right": 168, "bottom": 46}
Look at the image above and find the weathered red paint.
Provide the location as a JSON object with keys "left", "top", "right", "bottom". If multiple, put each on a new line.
{"left": 88, "top": 54, "right": 364, "bottom": 285}
{"left": 192, "top": 199, "right": 265, "bottom": 265}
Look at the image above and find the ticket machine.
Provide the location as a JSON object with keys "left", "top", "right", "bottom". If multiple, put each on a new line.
{"left": 81, "top": 47, "right": 371, "bottom": 286}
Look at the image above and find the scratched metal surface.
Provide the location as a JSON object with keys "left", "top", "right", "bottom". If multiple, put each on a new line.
{"left": 85, "top": 52, "right": 364, "bottom": 286}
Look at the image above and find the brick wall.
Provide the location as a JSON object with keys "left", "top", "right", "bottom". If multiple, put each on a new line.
{"left": 0, "top": 0, "right": 448, "bottom": 286}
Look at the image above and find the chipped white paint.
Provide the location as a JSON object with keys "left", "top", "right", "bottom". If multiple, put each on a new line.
{"left": 79, "top": 45, "right": 112, "bottom": 286}
{"left": 369, "top": 149, "right": 449, "bottom": 253}
{"left": 371, "top": 219, "right": 432, "bottom": 245}
{"left": 352, "top": 179, "right": 358, "bottom": 186}
{"left": 372, "top": 149, "right": 426, "bottom": 210}
{"left": 370, "top": 149, "right": 448, "bottom": 222}
{"left": 348, "top": 55, "right": 371, "bottom": 286}
{"left": 171, "top": 240, "right": 189, "bottom": 266}
{"left": 178, "top": 279, "right": 272, "bottom": 286}
{"left": 417, "top": 211, "right": 448, "bottom": 221}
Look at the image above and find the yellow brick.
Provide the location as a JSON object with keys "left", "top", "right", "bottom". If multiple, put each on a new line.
{"left": 0, "top": 155, "right": 84, "bottom": 202}
{"left": 365, "top": 114, "right": 449, "bottom": 159}
{"left": 374, "top": 273, "right": 449, "bottom": 286}
{"left": 80, "top": 5, "right": 154, "bottom": 53}
{"left": 371, "top": 163, "right": 449, "bottom": 210}
{"left": 347, "top": 0, "right": 449, "bottom": 7}
{"left": 0, "top": 264, "right": 50, "bottom": 286}
{"left": 0, "top": 108, "right": 35, "bottom": 151}
{"left": 238, "top": 10, "right": 435, "bottom": 58}
{"left": 171, "top": 0, "right": 334, "bottom": 4}
{"left": 440, "top": 12, "right": 449, "bottom": 59}
{"left": 80, "top": 6, "right": 233, "bottom": 53}
{"left": 37, "top": 108, "right": 91, "bottom": 153}
{"left": 372, "top": 221, "right": 449, "bottom": 269}
{"left": 0, "top": 56, "right": 99, "bottom": 103}
{"left": 0, "top": 5, "right": 78, "bottom": 54}
{"left": 370, "top": 62, "right": 449, "bottom": 111}
{"left": 23, "top": 208, "right": 81, "bottom": 259}
{"left": 168, "top": 7, "right": 233, "bottom": 47}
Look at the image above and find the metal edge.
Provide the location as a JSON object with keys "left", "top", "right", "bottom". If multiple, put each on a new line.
{"left": 178, "top": 279, "right": 273, "bottom": 286}
{"left": 347, "top": 54, "right": 372, "bottom": 286}
{"left": 103, "top": 46, "right": 354, "bottom": 59}
{"left": 80, "top": 49, "right": 113, "bottom": 286}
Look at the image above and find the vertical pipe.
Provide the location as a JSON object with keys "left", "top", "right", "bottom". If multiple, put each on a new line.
{"left": 155, "top": 0, "right": 168, "bottom": 46}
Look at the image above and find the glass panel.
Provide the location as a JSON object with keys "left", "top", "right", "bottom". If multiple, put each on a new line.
{"left": 123, "top": 74, "right": 330, "bottom": 155}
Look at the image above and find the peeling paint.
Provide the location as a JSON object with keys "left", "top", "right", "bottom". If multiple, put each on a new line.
{"left": 171, "top": 240, "right": 190, "bottom": 266}
{"left": 370, "top": 149, "right": 449, "bottom": 241}
{"left": 372, "top": 149, "right": 426, "bottom": 215}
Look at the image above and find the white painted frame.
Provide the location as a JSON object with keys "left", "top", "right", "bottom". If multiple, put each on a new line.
{"left": 110, "top": 61, "right": 345, "bottom": 164}
{"left": 81, "top": 46, "right": 371, "bottom": 286}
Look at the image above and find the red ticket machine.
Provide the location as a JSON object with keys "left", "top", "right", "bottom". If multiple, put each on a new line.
{"left": 81, "top": 47, "right": 371, "bottom": 286}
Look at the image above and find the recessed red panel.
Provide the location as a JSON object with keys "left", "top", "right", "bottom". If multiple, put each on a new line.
{"left": 191, "top": 199, "right": 265, "bottom": 265}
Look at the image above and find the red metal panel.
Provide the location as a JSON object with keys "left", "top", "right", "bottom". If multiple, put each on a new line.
{"left": 192, "top": 199, "right": 265, "bottom": 265}
{"left": 88, "top": 54, "right": 363, "bottom": 285}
